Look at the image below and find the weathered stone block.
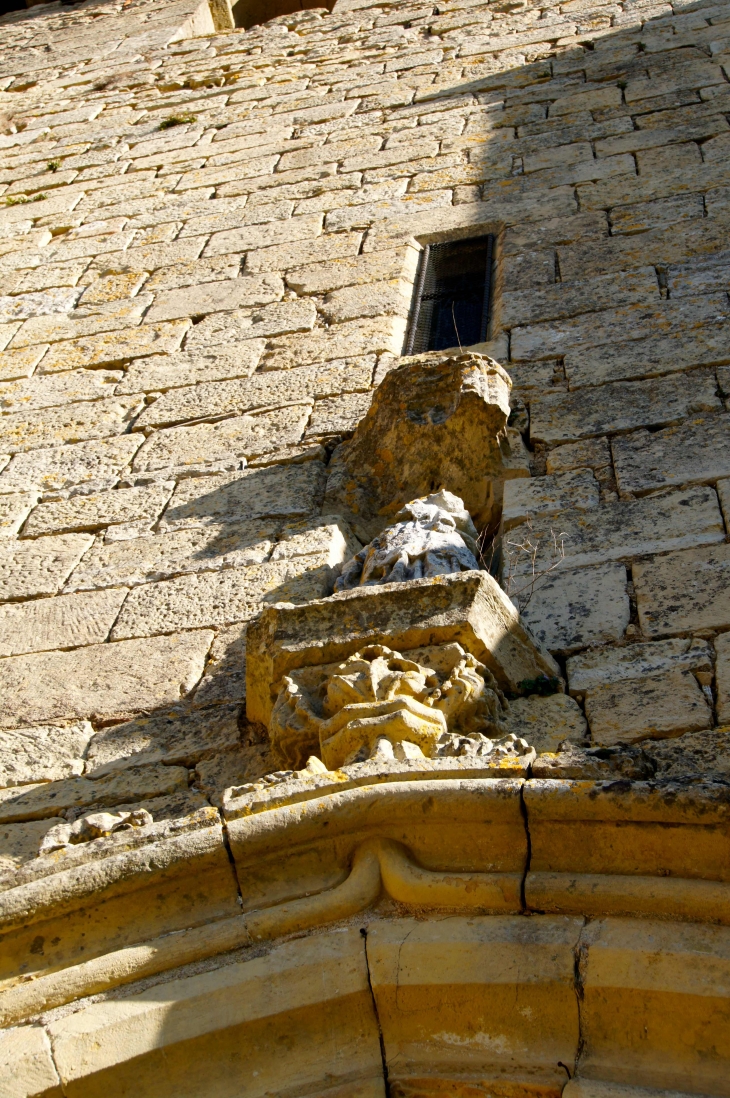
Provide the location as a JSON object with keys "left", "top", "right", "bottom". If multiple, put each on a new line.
{"left": 0, "top": 587, "right": 127, "bottom": 657}
{"left": 0, "top": 763, "right": 189, "bottom": 824}
{"left": 518, "top": 564, "right": 630, "bottom": 655}
{"left": 0, "top": 1026, "right": 61, "bottom": 1098}
{"left": 0, "top": 368, "right": 123, "bottom": 415}
{"left": 502, "top": 470, "right": 599, "bottom": 531}
{"left": 116, "top": 342, "right": 266, "bottom": 395}
{"left": 111, "top": 559, "right": 336, "bottom": 640}
{"left": 545, "top": 437, "right": 612, "bottom": 476}
{"left": 68, "top": 520, "right": 278, "bottom": 590}
{"left": 502, "top": 693, "right": 587, "bottom": 753}
{"left": 193, "top": 624, "right": 247, "bottom": 708}
{"left": 23, "top": 482, "right": 173, "bottom": 537}
{"left": 0, "top": 632, "right": 213, "bottom": 728}
{"left": 134, "top": 356, "right": 372, "bottom": 427}
{"left": 38, "top": 320, "right": 189, "bottom": 372}
{"left": 132, "top": 404, "right": 310, "bottom": 472}
{"left": 585, "top": 669, "right": 712, "bottom": 745}
{"left": 0, "top": 492, "right": 35, "bottom": 537}
{"left": 144, "top": 274, "right": 283, "bottom": 323}
{"left": 648, "top": 727, "right": 730, "bottom": 781}
{"left": 613, "top": 415, "right": 730, "bottom": 496}
{"left": 159, "top": 461, "right": 327, "bottom": 531}
{"left": 504, "top": 487, "right": 723, "bottom": 576}
{"left": 85, "top": 703, "right": 241, "bottom": 771}
{"left": 0, "top": 721, "right": 93, "bottom": 788}
{"left": 247, "top": 571, "right": 560, "bottom": 726}
{"left": 568, "top": 637, "right": 713, "bottom": 696}
{"left": 0, "top": 532, "right": 93, "bottom": 601}
{"left": 634, "top": 543, "right": 730, "bottom": 635}
{"left": 0, "top": 396, "right": 144, "bottom": 454}
{"left": 0, "top": 435, "right": 143, "bottom": 493}
{"left": 530, "top": 369, "right": 720, "bottom": 444}
{"left": 564, "top": 327, "right": 730, "bottom": 390}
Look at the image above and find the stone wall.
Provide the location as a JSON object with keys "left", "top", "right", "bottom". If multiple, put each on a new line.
{"left": 0, "top": 0, "right": 729, "bottom": 1089}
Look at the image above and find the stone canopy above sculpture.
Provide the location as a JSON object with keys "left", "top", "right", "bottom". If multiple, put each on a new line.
{"left": 335, "top": 489, "right": 481, "bottom": 592}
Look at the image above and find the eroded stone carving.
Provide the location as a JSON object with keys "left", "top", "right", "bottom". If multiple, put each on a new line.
{"left": 335, "top": 489, "right": 480, "bottom": 592}
{"left": 324, "top": 351, "right": 528, "bottom": 542}
{"left": 39, "top": 808, "right": 153, "bottom": 854}
{"left": 269, "top": 641, "right": 517, "bottom": 769}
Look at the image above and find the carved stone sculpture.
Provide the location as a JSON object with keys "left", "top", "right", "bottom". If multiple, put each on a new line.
{"left": 335, "top": 489, "right": 480, "bottom": 592}
{"left": 323, "top": 350, "right": 529, "bottom": 542}
{"left": 269, "top": 641, "right": 514, "bottom": 769}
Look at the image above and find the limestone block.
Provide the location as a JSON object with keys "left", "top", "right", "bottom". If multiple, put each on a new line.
{"left": 0, "top": 533, "right": 92, "bottom": 601}
{"left": 0, "top": 491, "right": 36, "bottom": 536}
{"left": 0, "top": 722, "right": 93, "bottom": 787}
{"left": 367, "top": 916, "right": 580, "bottom": 1092}
{"left": 116, "top": 342, "right": 267, "bottom": 395}
{"left": 79, "top": 270, "right": 148, "bottom": 305}
{"left": 502, "top": 693, "right": 587, "bottom": 752}
{"left": 585, "top": 669, "right": 712, "bottom": 745}
{"left": 0, "top": 345, "right": 49, "bottom": 382}
{"left": 648, "top": 727, "right": 730, "bottom": 780}
{"left": 244, "top": 230, "right": 363, "bottom": 275}
{"left": 285, "top": 247, "right": 417, "bottom": 295}
{"left": 0, "top": 1026, "right": 62, "bottom": 1098}
{"left": 144, "top": 254, "right": 243, "bottom": 292}
{"left": 67, "top": 520, "right": 278, "bottom": 590}
{"left": 567, "top": 637, "right": 713, "bottom": 696}
{"left": 0, "top": 368, "right": 123, "bottom": 414}
{"left": 135, "top": 356, "right": 373, "bottom": 426}
{"left": 0, "top": 632, "right": 213, "bottom": 728}
{"left": 38, "top": 320, "right": 190, "bottom": 373}
{"left": 306, "top": 391, "right": 374, "bottom": 438}
{"left": 530, "top": 369, "right": 720, "bottom": 444}
{"left": 0, "top": 763, "right": 189, "bottom": 824}
{"left": 247, "top": 571, "right": 560, "bottom": 726}
{"left": 319, "top": 280, "right": 410, "bottom": 325}
{"left": 512, "top": 296, "right": 728, "bottom": 363}
{"left": 159, "top": 461, "right": 327, "bottom": 530}
{"left": 193, "top": 624, "right": 247, "bottom": 708}
{"left": 503, "top": 487, "right": 724, "bottom": 576}
{"left": 0, "top": 587, "right": 127, "bottom": 657}
{"left": 85, "top": 703, "right": 241, "bottom": 771}
{"left": 13, "top": 300, "right": 152, "bottom": 349}
{"left": 182, "top": 299, "right": 317, "bottom": 352}
{"left": 502, "top": 470, "right": 599, "bottom": 531}
{"left": 613, "top": 415, "right": 730, "bottom": 496}
{"left": 271, "top": 515, "right": 362, "bottom": 567}
{"left": 144, "top": 274, "right": 283, "bottom": 323}
{"left": 324, "top": 352, "right": 513, "bottom": 540}
{"left": 23, "top": 483, "right": 173, "bottom": 537}
{"left": 518, "top": 564, "right": 630, "bottom": 655}
{"left": 0, "top": 435, "right": 143, "bottom": 494}
{"left": 576, "top": 918, "right": 730, "bottom": 1094}
{"left": 0, "top": 396, "right": 144, "bottom": 455}
{"left": 501, "top": 267, "right": 658, "bottom": 329}
{"left": 610, "top": 193, "right": 705, "bottom": 235}
{"left": 0, "top": 819, "right": 62, "bottom": 885}
{"left": 261, "top": 315, "right": 407, "bottom": 371}
{"left": 112, "top": 559, "right": 336, "bottom": 640}
{"left": 635, "top": 543, "right": 730, "bottom": 635}
{"left": 48, "top": 930, "right": 382, "bottom": 1098}
{"left": 204, "top": 213, "right": 324, "bottom": 258}
{"left": 546, "top": 437, "right": 612, "bottom": 475}
{"left": 715, "top": 632, "right": 730, "bottom": 725}
{"left": 0, "top": 287, "right": 80, "bottom": 323}
{"left": 133, "top": 404, "right": 310, "bottom": 472}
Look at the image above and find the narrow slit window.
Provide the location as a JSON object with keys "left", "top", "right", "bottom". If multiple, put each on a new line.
{"left": 404, "top": 234, "right": 495, "bottom": 356}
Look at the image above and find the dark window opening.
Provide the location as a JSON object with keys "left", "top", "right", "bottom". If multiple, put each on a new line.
{"left": 231, "top": 0, "right": 333, "bottom": 30}
{"left": 404, "top": 234, "right": 495, "bottom": 357}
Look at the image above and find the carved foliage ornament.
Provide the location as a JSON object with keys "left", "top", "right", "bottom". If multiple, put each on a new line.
{"left": 270, "top": 641, "right": 518, "bottom": 770}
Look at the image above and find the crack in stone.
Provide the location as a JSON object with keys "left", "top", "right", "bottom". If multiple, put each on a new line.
{"left": 361, "top": 925, "right": 392, "bottom": 1098}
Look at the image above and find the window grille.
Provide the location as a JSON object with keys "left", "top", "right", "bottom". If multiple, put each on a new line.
{"left": 404, "top": 234, "right": 495, "bottom": 357}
